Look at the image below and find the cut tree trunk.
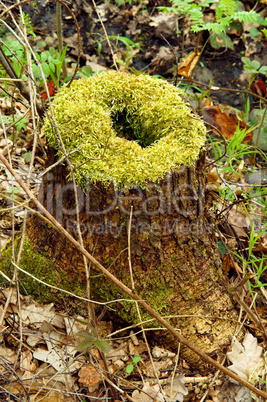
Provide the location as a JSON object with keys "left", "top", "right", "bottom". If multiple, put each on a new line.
{"left": 25, "top": 148, "right": 243, "bottom": 370}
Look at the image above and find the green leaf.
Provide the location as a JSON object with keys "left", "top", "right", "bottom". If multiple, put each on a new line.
{"left": 40, "top": 52, "right": 47, "bottom": 62}
{"left": 80, "top": 66, "right": 93, "bottom": 77}
{"left": 126, "top": 364, "right": 134, "bottom": 374}
{"left": 22, "top": 152, "right": 32, "bottom": 162}
{"left": 94, "top": 339, "right": 111, "bottom": 354}
{"left": 42, "top": 63, "right": 50, "bottom": 76}
{"left": 249, "top": 27, "right": 260, "bottom": 37}
{"left": 251, "top": 60, "right": 261, "bottom": 70}
{"left": 132, "top": 355, "right": 141, "bottom": 364}
{"left": 76, "top": 330, "right": 95, "bottom": 340}
{"left": 49, "top": 61, "right": 55, "bottom": 72}
{"left": 76, "top": 340, "right": 94, "bottom": 352}
{"left": 259, "top": 66, "right": 267, "bottom": 75}
{"left": 241, "top": 57, "right": 251, "bottom": 66}
{"left": 16, "top": 116, "right": 28, "bottom": 131}
{"left": 217, "top": 240, "right": 228, "bottom": 256}
{"left": 210, "top": 32, "right": 234, "bottom": 50}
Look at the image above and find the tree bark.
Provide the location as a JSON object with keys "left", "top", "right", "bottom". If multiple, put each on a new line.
{"left": 26, "top": 148, "right": 243, "bottom": 370}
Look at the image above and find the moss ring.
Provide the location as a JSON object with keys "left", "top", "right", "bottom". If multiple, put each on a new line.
{"left": 43, "top": 71, "right": 206, "bottom": 189}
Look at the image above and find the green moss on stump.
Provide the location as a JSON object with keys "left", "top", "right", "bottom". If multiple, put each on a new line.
{"left": 0, "top": 238, "right": 85, "bottom": 303}
{"left": 0, "top": 238, "right": 173, "bottom": 325}
{"left": 43, "top": 71, "right": 206, "bottom": 189}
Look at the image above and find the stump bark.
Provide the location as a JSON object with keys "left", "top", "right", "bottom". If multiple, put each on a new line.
{"left": 26, "top": 148, "right": 243, "bottom": 370}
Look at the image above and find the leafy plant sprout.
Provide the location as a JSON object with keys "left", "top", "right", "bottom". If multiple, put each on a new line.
{"left": 232, "top": 224, "right": 267, "bottom": 290}
{"left": 158, "top": 0, "right": 267, "bottom": 55}
{"left": 126, "top": 355, "right": 141, "bottom": 374}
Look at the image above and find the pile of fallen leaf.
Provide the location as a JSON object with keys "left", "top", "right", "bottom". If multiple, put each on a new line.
{"left": 1, "top": 286, "right": 267, "bottom": 401}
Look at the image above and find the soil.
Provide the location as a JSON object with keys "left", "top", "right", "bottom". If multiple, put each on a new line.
{"left": 22, "top": 0, "right": 267, "bottom": 110}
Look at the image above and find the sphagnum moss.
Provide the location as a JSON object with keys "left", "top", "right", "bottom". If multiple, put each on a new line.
{"left": 43, "top": 71, "right": 206, "bottom": 189}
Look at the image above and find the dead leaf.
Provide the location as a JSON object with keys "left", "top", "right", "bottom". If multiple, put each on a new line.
{"left": 227, "top": 333, "right": 265, "bottom": 383}
{"left": 78, "top": 365, "right": 103, "bottom": 392}
{"left": 0, "top": 346, "right": 17, "bottom": 373}
{"left": 20, "top": 350, "right": 36, "bottom": 380}
{"left": 202, "top": 106, "right": 253, "bottom": 142}
{"left": 149, "top": 13, "right": 177, "bottom": 38}
{"left": 222, "top": 253, "right": 243, "bottom": 274}
{"left": 178, "top": 49, "right": 201, "bottom": 78}
{"left": 152, "top": 46, "right": 176, "bottom": 69}
{"left": 132, "top": 381, "right": 165, "bottom": 401}
{"left": 20, "top": 303, "right": 64, "bottom": 329}
{"left": 152, "top": 346, "right": 175, "bottom": 358}
{"left": 206, "top": 171, "right": 220, "bottom": 183}
{"left": 164, "top": 374, "right": 188, "bottom": 401}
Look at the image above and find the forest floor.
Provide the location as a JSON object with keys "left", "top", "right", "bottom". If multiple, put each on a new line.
{"left": 0, "top": 0, "right": 267, "bottom": 401}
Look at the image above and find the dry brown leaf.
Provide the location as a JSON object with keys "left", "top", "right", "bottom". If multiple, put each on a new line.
{"left": 20, "top": 350, "right": 36, "bottom": 380}
{"left": 32, "top": 390, "right": 65, "bottom": 402}
{"left": 222, "top": 253, "right": 243, "bottom": 274}
{"left": 226, "top": 208, "right": 249, "bottom": 238}
{"left": 20, "top": 303, "right": 64, "bottom": 329}
{"left": 78, "top": 365, "right": 103, "bottom": 392}
{"left": 202, "top": 106, "right": 253, "bottom": 142}
{"left": 178, "top": 49, "right": 201, "bottom": 78}
{"left": 149, "top": 13, "right": 177, "bottom": 38}
{"left": 206, "top": 171, "right": 220, "bottom": 183}
{"left": 132, "top": 382, "right": 165, "bottom": 402}
{"left": 227, "top": 333, "right": 265, "bottom": 382}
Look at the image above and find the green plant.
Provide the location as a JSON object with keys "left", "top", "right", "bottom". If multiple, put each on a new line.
{"left": 18, "top": 10, "right": 36, "bottom": 39}
{"left": 242, "top": 57, "right": 267, "bottom": 86}
{"left": 1, "top": 40, "right": 25, "bottom": 77}
{"left": 34, "top": 45, "right": 70, "bottom": 87}
{"left": 223, "top": 126, "right": 251, "bottom": 165}
{"left": 22, "top": 152, "right": 32, "bottom": 163}
{"left": 158, "top": 0, "right": 267, "bottom": 50}
{"left": 241, "top": 57, "right": 267, "bottom": 149}
{"left": 97, "top": 35, "right": 140, "bottom": 69}
{"left": 76, "top": 329, "right": 111, "bottom": 354}
{"left": 77, "top": 65, "right": 94, "bottom": 78}
{"left": 0, "top": 114, "right": 28, "bottom": 132}
{"left": 1, "top": 8, "right": 70, "bottom": 88}
{"left": 233, "top": 225, "right": 267, "bottom": 288}
{"left": 126, "top": 355, "right": 141, "bottom": 374}
{"left": 4, "top": 186, "right": 21, "bottom": 200}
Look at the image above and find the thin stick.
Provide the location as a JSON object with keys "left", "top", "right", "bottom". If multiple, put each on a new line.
{"left": 0, "top": 153, "right": 267, "bottom": 399}
{"left": 90, "top": 0, "right": 118, "bottom": 71}
{"left": 56, "top": 2, "right": 67, "bottom": 80}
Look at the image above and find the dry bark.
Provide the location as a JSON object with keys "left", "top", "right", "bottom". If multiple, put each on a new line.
{"left": 26, "top": 148, "right": 243, "bottom": 370}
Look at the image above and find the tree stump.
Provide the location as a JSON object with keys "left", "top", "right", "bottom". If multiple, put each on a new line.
{"left": 25, "top": 72, "right": 243, "bottom": 370}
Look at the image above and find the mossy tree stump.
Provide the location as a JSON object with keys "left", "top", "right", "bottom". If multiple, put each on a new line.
{"left": 25, "top": 72, "right": 242, "bottom": 370}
